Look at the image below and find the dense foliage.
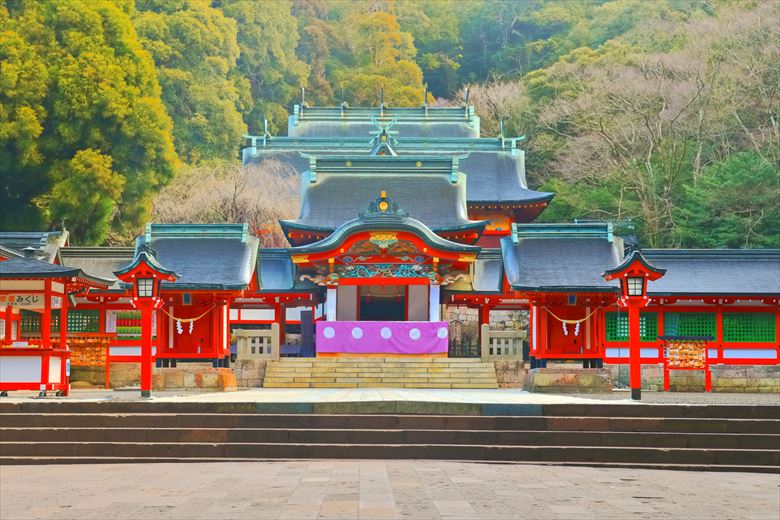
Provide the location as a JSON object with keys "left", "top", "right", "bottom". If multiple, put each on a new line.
{"left": 1, "top": 0, "right": 777, "bottom": 247}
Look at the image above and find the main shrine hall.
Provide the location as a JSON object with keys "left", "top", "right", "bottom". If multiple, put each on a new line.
{"left": 1, "top": 99, "right": 778, "bottom": 397}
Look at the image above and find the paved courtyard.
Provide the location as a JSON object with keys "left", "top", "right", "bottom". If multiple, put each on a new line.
{"left": 1, "top": 461, "right": 778, "bottom": 520}
{"left": 4, "top": 387, "right": 779, "bottom": 405}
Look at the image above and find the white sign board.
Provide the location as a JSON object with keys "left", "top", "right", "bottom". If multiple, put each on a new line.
{"left": 0, "top": 293, "right": 43, "bottom": 309}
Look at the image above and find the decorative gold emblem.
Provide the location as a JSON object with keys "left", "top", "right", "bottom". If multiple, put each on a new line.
{"left": 290, "top": 255, "right": 309, "bottom": 264}
{"left": 369, "top": 232, "right": 398, "bottom": 247}
{"left": 457, "top": 254, "right": 477, "bottom": 263}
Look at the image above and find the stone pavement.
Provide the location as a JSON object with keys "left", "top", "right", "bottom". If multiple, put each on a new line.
{"left": 3, "top": 387, "right": 779, "bottom": 405}
{"left": 1, "top": 461, "right": 778, "bottom": 520}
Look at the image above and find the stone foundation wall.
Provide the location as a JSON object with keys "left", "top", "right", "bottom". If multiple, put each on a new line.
{"left": 152, "top": 367, "right": 237, "bottom": 392}
{"left": 445, "top": 306, "right": 529, "bottom": 348}
{"left": 234, "top": 359, "right": 267, "bottom": 387}
{"left": 494, "top": 360, "right": 525, "bottom": 388}
{"left": 607, "top": 364, "right": 780, "bottom": 392}
{"left": 523, "top": 368, "right": 612, "bottom": 393}
{"left": 70, "top": 363, "right": 140, "bottom": 389}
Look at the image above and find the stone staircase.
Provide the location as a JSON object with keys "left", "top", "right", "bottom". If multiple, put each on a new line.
{"left": 262, "top": 357, "right": 499, "bottom": 389}
{"left": 1, "top": 402, "right": 778, "bottom": 471}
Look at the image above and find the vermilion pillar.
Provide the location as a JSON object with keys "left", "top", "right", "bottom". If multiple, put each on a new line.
{"left": 627, "top": 300, "right": 642, "bottom": 400}
{"left": 4, "top": 306, "right": 12, "bottom": 340}
{"left": 275, "top": 302, "right": 287, "bottom": 346}
{"left": 139, "top": 302, "right": 154, "bottom": 398}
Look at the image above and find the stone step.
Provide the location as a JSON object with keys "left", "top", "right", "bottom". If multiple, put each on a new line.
{"left": 3, "top": 457, "right": 778, "bottom": 473}
{"left": 2, "top": 441, "right": 777, "bottom": 467}
{"left": 263, "top": 358, "right": 499, "bottom": 389}
{"left": 3, "top": 402, "right": 778, "bottom": 419}
{"left": 4, "top": 428, "right": 776, "bottom": 449}
{"left": 2, "top": 413, "right": 778, "bottom": 434}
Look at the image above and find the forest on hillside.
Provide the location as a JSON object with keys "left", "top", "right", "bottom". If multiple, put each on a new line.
{"left": 1, "top": 0, "right": 778, "bottom": 248}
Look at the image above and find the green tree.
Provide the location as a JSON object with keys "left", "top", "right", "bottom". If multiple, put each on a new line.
{"left": 0, "top": 0, "right": 178, "bottom": 244}
{"left": 218, "top": 0, "right": 309, "bottom": 134}
{"left": 49, "top": 149, "right": 125, "bottom": 244}
{"left": 675, "top": 152, "right": 780, "bottom": 248}
{"left": 332, "top": 10, "right": 428, "bottom": 106}
{"left": 134, "top": 0, "right": 246, "bottom": 162}
{"left": 0, "top": 18, "right": 50, "bottom": 230}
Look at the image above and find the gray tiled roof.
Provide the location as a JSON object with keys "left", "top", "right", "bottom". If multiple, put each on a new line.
{"left": 501, "top": 235, "right": 622, "bottom": 293}
{"left": 0, "top": 257, "right": 81, "bottom": 278}
{"left": 0, "top": 257, "right": 111, "bottom": 287}
{"left": 0, "top": 231, "right": 67, "bottom": 263}
{"left": 286, "top": 170, "right": 479, "bottom": 232}
{"left": 243, "top": 149, "right": 552, "bottom": 205}
{"left": 641, "top": 250, "right": 780, "bottom": 296}
{"left": 60, "top": 247, "right": 135, "bottom": 289}
{"left": 446, "top": 248, "right": 504, "bottom": 293}
{"left": 256, "top": 249, "right": 319, "bottom": 293}
{"left": 140, "top": 224, "right": 259, "bottom": 290}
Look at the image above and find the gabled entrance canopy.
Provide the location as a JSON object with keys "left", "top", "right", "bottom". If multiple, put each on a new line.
{"left": 288, "top": 192, "right": 480, "bottom": 288}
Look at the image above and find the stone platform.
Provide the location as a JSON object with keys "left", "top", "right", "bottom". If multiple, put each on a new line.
{"left": 523, "top": 367, "right": 613, "bottom": 393}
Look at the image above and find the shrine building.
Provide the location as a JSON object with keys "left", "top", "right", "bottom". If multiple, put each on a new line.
{"left": 1, "top": 99, "right": 778, "bottom": 395}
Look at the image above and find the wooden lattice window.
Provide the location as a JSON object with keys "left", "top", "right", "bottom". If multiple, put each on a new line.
{"left": 605, "top": 312, "right": 658, "bottom": 342}
{"left": 664, "top": 312, "right": 716, "bottom": 338}
{"left": 20, "top": 310, "right": 40, "bottom": 333}
{"left": 723, "top": 313, "right": 776, "bottom": 343}
{"left": 52, "top": 310, "right": 101, "bottom": 333}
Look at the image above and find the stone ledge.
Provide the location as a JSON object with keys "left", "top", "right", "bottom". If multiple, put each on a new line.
{"left": 523, "top": 368, "right": 612, "bottom": 393}
{"left": 152, "top": 367, "right": 237, "bottom": 392}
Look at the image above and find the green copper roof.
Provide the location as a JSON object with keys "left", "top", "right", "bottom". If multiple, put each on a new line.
{"left": 288, "top": 104, "right": 480, "bottom": 138}
{"left": 511, "top": 222, "right": 614, "bottom": 243}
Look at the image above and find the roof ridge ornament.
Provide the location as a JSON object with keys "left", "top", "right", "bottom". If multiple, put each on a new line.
{"left": 359, "top": 191, "right": 409, "bottom": 222}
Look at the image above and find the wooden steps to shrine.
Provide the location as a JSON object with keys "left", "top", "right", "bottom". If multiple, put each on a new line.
{"left": 1, "top": 402, "right": 778, "bottom": 471}
{"left": 262, "top": 357, "right": 499, "bottom": 389}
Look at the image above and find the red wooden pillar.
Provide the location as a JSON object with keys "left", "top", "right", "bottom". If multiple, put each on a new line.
{"left": 59, "top": 290, "right": 68, "bottom": 349}
{"left": 4, "top": 305, "right": 12, "bottom": 340}
{"left": 40, "top": 280, "right": 52, "bottom": 393}
{"left": 41, "top": 280, "right": 52, "bottom": 349}
{"left": 627, "top": 300, "right": 642, "bottom": 400}
{"left": 59, "top": 292, "right": 69, "bottom": 395}
{"left": 275, "top": 302, "right": 287, "bottom": 346}
{"left": 715, "top": 304, "right": 724, "bottom": 363}
{"left": 539, "top": 306, "right": 548, "bottom": 359}
{"left": 140, "top": 302, "right": 154, "bottom": 398}
{"left": 478, "top": 304, "right": 490, "bottom": 348}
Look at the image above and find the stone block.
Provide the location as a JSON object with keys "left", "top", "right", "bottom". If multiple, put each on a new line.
{"left": 200, "top": 371, "right": 219, "bottom": 388}
{"left": 523, "top": 368, "right": 612, "bottom": 393}
{"left": 152, "top": 372, "right": 165, "bottom": 390}
{"left": 218, "top": 369, "right": 237, "bottom": 391}
{"left": 165, "top": 369, "right": 185, "bottom": 389}
{"left": 183, "top": 371, "right": 196, "bottom": 388}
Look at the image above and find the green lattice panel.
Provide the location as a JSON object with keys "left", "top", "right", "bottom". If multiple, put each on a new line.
{"left": 20, "top": 310, "right": 99, "bottom": 333}
{"left": 605, "top": 312, "right": 658, "bottom": 342}
{"left": 66, "top": 310, "right": 100, "bottom": 332}
{"left": 664, "top": 312, "right": 716, "bottom": 338}
{"left": 723, "top": 313, "right": 776, "bottom": 342}
{"left": 20, "top": 310, "right": 40, "bottom": 333}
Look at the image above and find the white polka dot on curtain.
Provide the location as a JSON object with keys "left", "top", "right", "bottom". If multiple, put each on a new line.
{"left": 437, "top": 327, "right": 448, "bottom": 339}
{"left": 409, "top": 328, "right": 421, "bottom": 340}
{"left": 380, "top": 327, "right": 392, "bottom": 339}
{"left": 351, "top": 327, "right": 363, "bottom": 339}
{"left": 323, "top": 327, "right": 335, "bottom": 339}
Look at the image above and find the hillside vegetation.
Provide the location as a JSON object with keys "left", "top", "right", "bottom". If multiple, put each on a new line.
{"left": 1, "top": 0, "right": 777, "bottom": 247}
